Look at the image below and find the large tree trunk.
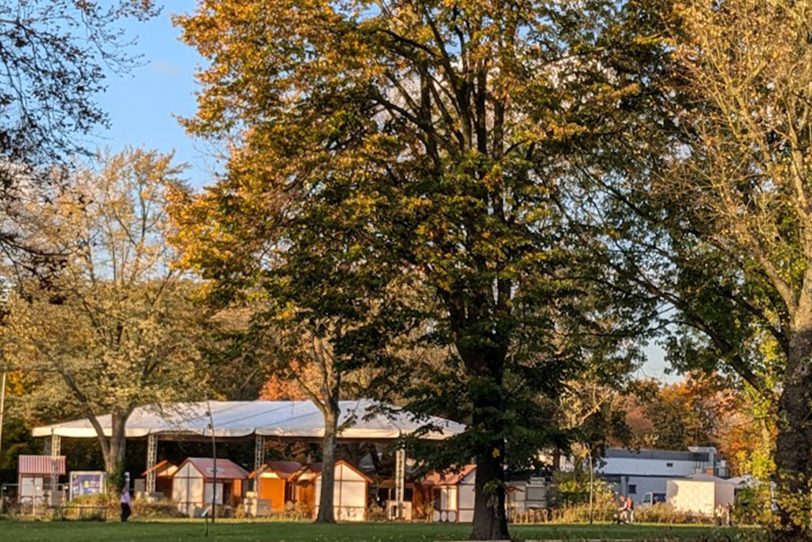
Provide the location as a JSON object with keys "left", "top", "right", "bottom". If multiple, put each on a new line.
{"left": 774, "top": 315, "right": 812, "bottom": 541}
{"left": 468, "top": 368, "right": 510, "bottom": 541}
{"left": 106, "top": 413, "right": 128, "bottom": 488}
{"left": 471, "top": 435, "right": 509, "bottom": 540}
{"left": 316, "top": 401, "right": 339, "bottom": 523}
{"left": 88, "top": 410, "right": 129, "bottom": 491}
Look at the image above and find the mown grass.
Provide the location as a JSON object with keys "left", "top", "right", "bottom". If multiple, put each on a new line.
{"left": 0, "top": 519, "right": 763, "bottom": 541}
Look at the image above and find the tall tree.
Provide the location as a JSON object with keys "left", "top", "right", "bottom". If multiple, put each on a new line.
{"left": 636, "top": 1, "right": 812, "bottom": 537}
{"left": 176, "top": 2, "right": 660, "bottom": 538}
{"left": 0, "top": 148, "right": 207, "bottom": 482}
{"left": 172, "top": 165, "right": 413, "bottom": 523}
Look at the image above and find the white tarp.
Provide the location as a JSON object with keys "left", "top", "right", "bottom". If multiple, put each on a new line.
{"left": 32, "top": 399, "right": 463, "bottom": 441}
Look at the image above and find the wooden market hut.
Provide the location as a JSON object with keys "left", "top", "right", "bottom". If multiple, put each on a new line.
{"left": 17, "top": 455, "right": 66, "bottom": 508}
{"left": 141, "top": 459, "right": 177, "bottom": 498}
{"left": 377, "top": 479, "right": 423, "bottom": 520}
{"left": 315, "top": 460, "right": 372, "bottom": 521}
{"left": 291, "top": 460, "right": 372, "bottom": 521}
{"left": 248, "top": 460, "right": 302, "bottom": 514}
{"left": 31, "top": 399, "right": 464, "bottom": 504}
{"left": 289, "top": 462, "right": 320, "bottom": 516}
{"left": 422, "top": 464, "right": 476, "bottom": 523}
{"left": 171, "top": 457, "right": 248, "bottom": 516}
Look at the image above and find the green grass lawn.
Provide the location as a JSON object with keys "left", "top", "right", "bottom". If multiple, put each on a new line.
{"left": 0, "top": 520, "right": 761, "bottom": 542}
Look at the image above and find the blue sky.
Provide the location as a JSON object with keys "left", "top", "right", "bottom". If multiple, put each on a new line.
{"left": 93, "top": 1, "right": 213, "bottom": 188}
{"left": 94, "top": 3, "right": 679, "bottom": 384}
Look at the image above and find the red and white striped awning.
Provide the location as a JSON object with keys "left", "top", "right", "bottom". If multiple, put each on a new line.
{"left": 18, "top": 455, "right": 66, "bottom": 475}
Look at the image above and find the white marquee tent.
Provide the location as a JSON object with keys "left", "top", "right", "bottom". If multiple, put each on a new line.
{"left": 31, "top": 399, "right": 463, "bottom": 512}
{"left": 32, "top": 399, "right": 462, "bottom": 441}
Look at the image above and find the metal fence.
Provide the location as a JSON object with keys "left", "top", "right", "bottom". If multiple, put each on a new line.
{"left": 0, "top": 483, "right": 70, "bottom": 516}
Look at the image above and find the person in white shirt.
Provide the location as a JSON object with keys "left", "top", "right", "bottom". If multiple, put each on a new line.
{"left": 120, "top": 486, "right": 132, "bottom": 522}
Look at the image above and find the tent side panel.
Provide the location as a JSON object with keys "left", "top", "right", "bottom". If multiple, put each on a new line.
{"left": 336, "top": 480, "right": 366, "bottom": 522}
{"left": 458, "top": 481, "right": 475, "bottom": 522}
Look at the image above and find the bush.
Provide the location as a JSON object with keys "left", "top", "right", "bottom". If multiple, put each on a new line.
{"left": 131, "top": 499, "right": 186, "bottom": 519}
{"left": 549, "top": 471, "right": 616, "bottom": 509}
{"left": 553, "top": 502, "right": 617, "bottom": 523}
{"left": 734, "top": 484, "right": 774, "bottom": 527}
{"left": 57, "top": 493, "right": 188, "bottom": 520}
{"left": 634, "top": 503, "right": 709, "bottom": 524}
{"left": 367, "top": 503, "right": 386, "bottom": 521}
{"left": 58, "top": 492, "right": 116, "bottom": 521}
{"left": 514, "top": 501, "right": 720, "bottom": 525}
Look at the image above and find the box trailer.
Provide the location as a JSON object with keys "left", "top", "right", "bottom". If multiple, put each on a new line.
{"left": 666, "top": 474, "right": 734, "bottom": 516}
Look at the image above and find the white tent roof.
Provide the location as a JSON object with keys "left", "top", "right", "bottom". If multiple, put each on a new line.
{"left": 31, "top": 399, "right": 463, "bottom": 441}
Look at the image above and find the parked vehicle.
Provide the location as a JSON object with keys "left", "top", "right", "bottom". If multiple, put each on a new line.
{"left": 640, "top": 492, "right": 666, "bottom": 506}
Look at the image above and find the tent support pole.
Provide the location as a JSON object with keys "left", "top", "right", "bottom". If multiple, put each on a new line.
{"left": 253, "top": 435, "right": 265, "bottom": 492}
{"left": 50, "top": 433, "right": 61, "bottom": 507}
{"left": 395, "top": 446, "right": 406, "bottom": 520}
{"left": 146, "top": 434, "right": 158, "bottom": 495}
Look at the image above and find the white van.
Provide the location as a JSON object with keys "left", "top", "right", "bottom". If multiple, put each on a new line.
{"left": 640, "top": 492, "right": 666, "bottom": 506}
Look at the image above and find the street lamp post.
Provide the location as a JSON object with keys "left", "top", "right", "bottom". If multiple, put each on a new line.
{"left": 0, "top": 372, "right": 6, "bottom": 464}
{"left": 206, "top": 400, "right": 217, "bottom": 525}
{"left": 588, "top": 446, "right": 594, "bottom": 525}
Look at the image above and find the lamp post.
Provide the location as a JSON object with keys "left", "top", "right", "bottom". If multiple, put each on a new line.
{"left": 206, "top": 400, "right": 217, "bottom": 524}
{"left": 0, "top": 373, "right": 7, "bottom": 514}
{"left": 588, "top": 445, "right": 594, "bottom": 525}
{"left": 0, "top": 372, "right": 6, "bottom": 464}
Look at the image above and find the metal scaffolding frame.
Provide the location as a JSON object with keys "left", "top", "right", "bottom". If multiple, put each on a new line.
{"left": 146, "top": 434, "right": 158, "bottom": 494}
{"left": 252, "top": 435, "right": 265, "bottom": 491}
{"left": 49, "top": 434, "right": 61, "bottom": 506}
{"left": 394, "top": 447, "right": 406, "bottom": 519}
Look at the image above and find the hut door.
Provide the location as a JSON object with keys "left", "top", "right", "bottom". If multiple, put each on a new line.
{"left": 204, "top": 482, "right": 224, "bottom": 505}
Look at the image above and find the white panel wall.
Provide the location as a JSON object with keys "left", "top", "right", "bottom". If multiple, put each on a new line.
{"left": 447, "top": 487, "right": 457, "bottom": 510}
{"left": 458, "top": 483, "right": 475, "bottom": 509}
{"left": 339, "top": 481, "right": 366, "bottom": 503}
{"left": 172, "top": 479, "right": 183, "bottom": 502}
{"left": 173, "top": 468, "right": 204, "bottom": 517}
{"left": 203, "top": 482, "right": 224, "bottom": 504}
{"left": 313, "top": 464, "right": 368, "bottom": 521}
{"left": 714, "top": 482, "right": 735, "bottom": 508}
{"left": 457, "top": 469, "right": 476, "bottom": 523}
{"left": 458, "top": 509, "right": 475, "bottom": 522}
{"left": 667, "top": 480, "right": 716, "bottom": 515}
{"left": 189, "top": 477, "right": 204, "bottom": 503}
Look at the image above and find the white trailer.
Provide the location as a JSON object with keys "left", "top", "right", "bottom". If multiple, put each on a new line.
{"left": 666, "top": 474, "right": 734, "bottom": 516}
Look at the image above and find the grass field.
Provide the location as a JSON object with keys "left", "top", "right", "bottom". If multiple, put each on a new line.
{"left": 0, "top": 520, "right": 761, "bottom": 541}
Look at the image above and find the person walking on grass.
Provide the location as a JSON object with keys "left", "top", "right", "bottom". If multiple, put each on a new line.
{"left": 120, "top": 483, "right": 132, "bottom": 522}
{"left": 614, "top": 494, "right": 628, "bottom": 524}
{"left": 625, "top": 496, "right": 635, "bottom": 524}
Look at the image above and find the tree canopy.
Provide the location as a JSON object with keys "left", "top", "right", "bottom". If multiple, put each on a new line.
{"left": 176, "top": 1, "right": 664, "bottom": 538}
{"left": 617, "top": 1, "right": 812, "bottom": 537}
{"left": 0, "top": 0, "right": 159, "bottom": 267}
{"left": 0, "top": 148, "right": 209, "bottom": 480}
